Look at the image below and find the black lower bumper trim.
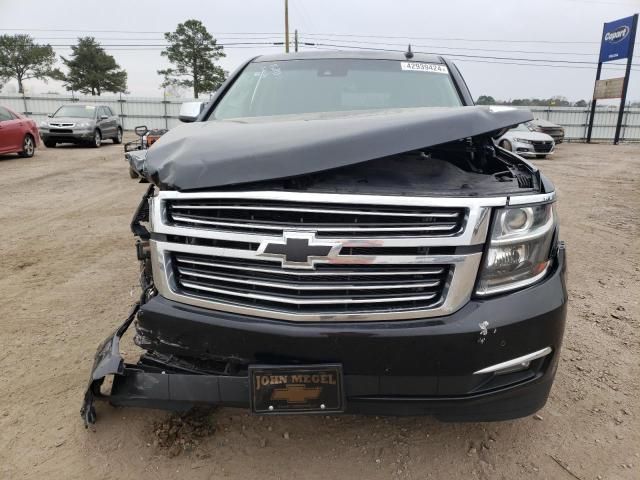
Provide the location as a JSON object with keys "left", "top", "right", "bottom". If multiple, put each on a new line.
{"left": 82, "top": 305, "right": 555, "bottom": 425}
{"left": 92, "top": 361, "right": 553, "bottom": 423}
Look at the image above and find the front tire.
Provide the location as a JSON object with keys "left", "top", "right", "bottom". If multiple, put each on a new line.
{"left": 129, "top": 167, "right": 139, "bottom": 179}
{"left": 499, "top": 139, "right": 512, "bottom": 151}
{"left": 18, "top": 134, "right": 35, "bottom": 158}
{"left": 113, "top": 127, "right": 123, "bottom": 144}
{"left": 91, "top": 130, "right": 102, "bottom": 148}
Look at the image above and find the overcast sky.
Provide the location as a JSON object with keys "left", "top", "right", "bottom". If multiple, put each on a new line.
{"left": 0, "top": 0, "right": 638, "bottom": 102}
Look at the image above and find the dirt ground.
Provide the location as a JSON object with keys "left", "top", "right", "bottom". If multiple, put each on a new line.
{"left": 0, "top": 139, "right": 638, "bottom": 480}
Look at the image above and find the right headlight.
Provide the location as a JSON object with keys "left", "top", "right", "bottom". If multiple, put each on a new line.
{"left": 476, "top": 202, "right": 557, "bottom": 296}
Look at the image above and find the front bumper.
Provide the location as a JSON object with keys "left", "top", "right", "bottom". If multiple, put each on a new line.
{"left": 514, "top": 142, "right": 555, "bottom": 157}
{"left": 40, "top": 130, "right": 94, "bottom": 143}
{"left": 82, "top": 245, "right": 567, "bottom": 425}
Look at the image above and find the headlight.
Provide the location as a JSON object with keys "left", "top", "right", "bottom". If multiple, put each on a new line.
{"left": 513, "top": 138, "right": 532, "bottom": 144}
{"left": 77, "top": 122, "right": 91, "bottom": 128}
{"left": 39, "top": 121, "right": 48, "bottom": 128}
{"left": 476, "top": 203, "right": 556, "bottom": 295}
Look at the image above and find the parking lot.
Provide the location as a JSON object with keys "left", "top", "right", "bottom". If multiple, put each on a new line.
{"left": 0, "top": 140, "right": 638, "bottom": 479}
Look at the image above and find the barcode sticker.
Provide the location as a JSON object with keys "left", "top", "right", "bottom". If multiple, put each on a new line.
{"left": 400, "top": 62, "right": 449, "bottom": 74}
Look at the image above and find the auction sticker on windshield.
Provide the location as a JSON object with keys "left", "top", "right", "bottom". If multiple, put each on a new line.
{"left": 401, "top": 62, "right": 449, "bottom": 74}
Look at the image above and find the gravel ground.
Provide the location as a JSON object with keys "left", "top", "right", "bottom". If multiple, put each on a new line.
{"left": 0, "top": 139, "right": 638, "bottom": 479}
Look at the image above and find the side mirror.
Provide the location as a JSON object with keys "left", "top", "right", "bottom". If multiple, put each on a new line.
{"left": 134, "top": 125, "right": 148, "bottom": 137}
{"left": 100, "top": 115, "right": 109, "bottom": 120}
{"left": 47, "top": 114, "right": 53, "bottom": 118}
{"left": 179, "top": 101, "right": 204, "bottom": 123}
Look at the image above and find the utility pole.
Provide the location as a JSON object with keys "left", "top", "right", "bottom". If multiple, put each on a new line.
{"left": 294, "top": 29, "right": 299, "bottom": 52}
{"left": 284, "top": 0, "right": 290, "bottom": 53}
{"left": 613, "top": 13, "right": 637, "bottom": 144}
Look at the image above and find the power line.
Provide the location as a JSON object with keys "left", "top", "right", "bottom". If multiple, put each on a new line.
{"left": 301, "top": 36, "right": 600, "bottom": 56}
{"left": 30, "top": 36, "right": 284, "bottom": 41}
{"left": 0, "top": 27, "right": 610, "bottom": 44}
{"left": 0, "top": 28, "right": 283, "bottom": 34}
{"left": 301, "top": 32, "right": 604, "bottom": 44}
{"left": 309, "top": 42, "right": 640, "bottom": 67}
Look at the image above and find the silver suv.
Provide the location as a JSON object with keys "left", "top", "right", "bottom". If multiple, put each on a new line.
{"left": 40, "top": 104, "right": 123, "bottom": 148}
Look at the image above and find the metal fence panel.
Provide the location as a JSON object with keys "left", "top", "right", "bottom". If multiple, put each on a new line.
{"left": 0, "top": 93, "right": 197, "bottom": 132}
{"left": 512, "top": 106, "right": 640, "bottom": 141}
{"left": 1, "top": 93, "right": 638, "bottom": 142}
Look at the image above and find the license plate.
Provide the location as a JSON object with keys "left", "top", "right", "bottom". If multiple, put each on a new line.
{"left": 249, "top": 364, "right": 344, "bottom": 414}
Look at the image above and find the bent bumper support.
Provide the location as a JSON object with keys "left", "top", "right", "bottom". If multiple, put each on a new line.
{"left": 80, "top": 303, "right": 139, "bottom": 427}
{"left": 80, "top": 302, "right": 249, "bottom": 427}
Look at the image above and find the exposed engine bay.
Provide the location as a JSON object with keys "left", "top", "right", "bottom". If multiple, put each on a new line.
{"left": 238, "top": 136, "right": 539, "bottom": 197}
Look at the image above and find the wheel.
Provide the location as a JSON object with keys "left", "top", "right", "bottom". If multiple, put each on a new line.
{"left": 499, "top": 139, "right": 512, "bottom": 151}
{"left": 18, "top": 135, "right": 36, "bottom": 157}
{"left": 129, "top": 167, "right": 139, "bottom": 179}
{"left": 536, "top": 154, "right": 547, "bottom": 159}
{"left": 113, "top": 127, "right": 123, "bottom": 144}
{"left": 44, "top": 139, "right": 56, "bottom": 148}
{"left": 91, "top": 129, "right": 102, "bottom": 148}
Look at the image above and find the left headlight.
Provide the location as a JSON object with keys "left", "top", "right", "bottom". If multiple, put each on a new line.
{"left": 39, "top": 121, "right": 48, "bottom": 128}
{"left": 77, "top": 122, "right": 91, "bottom": 128}
{"left": 514, "top": 137, "right": 532, "bottom": 144}
{"left": 476, "top": 203, "right": 557, "bottom": 296}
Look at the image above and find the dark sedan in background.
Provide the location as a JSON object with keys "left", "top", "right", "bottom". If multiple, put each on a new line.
{"left": 0, "top": 105, "right": 40, "bottom": 158}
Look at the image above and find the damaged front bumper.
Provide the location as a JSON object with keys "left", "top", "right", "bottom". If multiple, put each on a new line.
{"left": 81, "top": 246, "right": 566, "bottom": 426}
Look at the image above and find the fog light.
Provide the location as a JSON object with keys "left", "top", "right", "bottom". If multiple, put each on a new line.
{"left": 473, "top": 347, "right": 552, "bottom": 375}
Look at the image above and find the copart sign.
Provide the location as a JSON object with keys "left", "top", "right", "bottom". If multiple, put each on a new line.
{"left": 599, "top": 15, "right": 636, "bottom": 63}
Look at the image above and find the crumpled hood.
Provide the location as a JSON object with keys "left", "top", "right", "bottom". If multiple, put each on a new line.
{"left": 145, "top": 106, "right": 533, "bottom": 191}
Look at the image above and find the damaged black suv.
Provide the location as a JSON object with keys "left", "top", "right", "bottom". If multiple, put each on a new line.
{"left": 82, "top": 51, "right": 567, "bottom": 425}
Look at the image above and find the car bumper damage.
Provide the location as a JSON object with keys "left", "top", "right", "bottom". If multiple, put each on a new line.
{"left": 81, "top": 244, "right": 566, "bottom": 426}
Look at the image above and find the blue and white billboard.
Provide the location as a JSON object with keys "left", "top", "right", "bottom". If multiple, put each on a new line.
{"left": 599, "top": 16, "right": 636, "bottom": 63}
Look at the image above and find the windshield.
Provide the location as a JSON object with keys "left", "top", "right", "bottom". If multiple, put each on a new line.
{"left": 53, "top": 105, "right": 97, "bottom": 118}
{"left": 211, "top": 58, "right": 463, "bottom": 120}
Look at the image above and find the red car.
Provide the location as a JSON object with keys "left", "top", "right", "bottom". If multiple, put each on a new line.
{"left": 0, "top": 105, "right": 40, "bottom": 158}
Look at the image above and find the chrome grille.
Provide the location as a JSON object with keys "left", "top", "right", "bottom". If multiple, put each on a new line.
{"left": 172, "top": 253, "right": 449, "bottom": 314}
{"left": 166, "top": 199, "right": 465, "bottom": 237}
{"left": 151, "top": 190, "right": 500, "bottom": 322}
{"left": 531, "top": 141, "right": 553, "bottom": 153}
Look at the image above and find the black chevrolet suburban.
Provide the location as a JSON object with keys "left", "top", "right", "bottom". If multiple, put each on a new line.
{"left": 82, "top": 51, "right": 567, "bottom": 425}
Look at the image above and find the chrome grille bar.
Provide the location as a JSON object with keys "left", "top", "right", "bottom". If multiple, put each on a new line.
{"left": 175, "top": 257, "right": 445, "bottom": 276}
{"left": 171, "top": 204, "right": 461, "bottom": 218}
{"left": 180, "top": 280, "right": 439, "bottom": 305}
{"left": 171, "top": 213, "right": 459, "bottom": 233}
{"left": 177, "top": 267, "right": 442, "bottom": 291}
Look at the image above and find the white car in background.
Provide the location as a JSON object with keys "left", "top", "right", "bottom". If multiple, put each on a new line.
{"left": 497, "top": 122, "right": 555, "bottom": 159}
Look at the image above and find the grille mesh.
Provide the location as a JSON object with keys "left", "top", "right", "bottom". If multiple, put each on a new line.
{"left": 172, "top": 253, "right": 449, "bottom": 314}
{"left": 166, "top": 199, "right": 466, "bottom": 238}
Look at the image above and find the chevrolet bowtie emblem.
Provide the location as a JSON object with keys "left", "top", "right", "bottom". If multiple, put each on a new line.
{"left": 257, "top": 231, "right": 342, "bottom": 269}
{"left": 271, "top": 384, "right": 323, "bottom": 404}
